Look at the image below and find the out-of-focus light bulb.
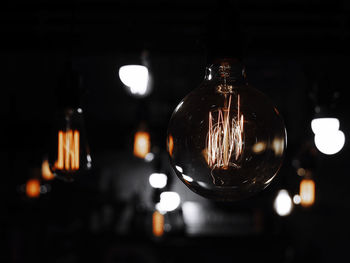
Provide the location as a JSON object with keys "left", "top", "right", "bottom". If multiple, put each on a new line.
{"left": 167, "top": 59, "right": 286, "bottom": 201}
{"left": 156, "top": 191, "right": 180, "bottom": 212}
{"left": 311, "top": 117, "right": 345, "bottom": 155}
{"left": 314, "top": 131, "right": 345, "bottom": 155}
{"left": 274, "top": 189, "right": 293, "bottom": 216}
{"left": 149, "top": 173, "right": 167, "bottom": 189}
{"left": 297, "top": 168, "right": 306, "bottom": 176}
{"left": 144, "top": 152, "right": 155, "bottom": 162}
{"left": 133, "top": 131, "right": 151, "bottom": 159}
{"left": 311, "top": 118, "right": 339, "bottom": 134}
{"left": 293, "top": 194, "right": 301, "bottom": 205}
{"left": 42, "top": 159, "right": 54, "bottom": 180}
{"left": 300, "top": 179, "right": 315, "bottom": 207}
{"left": 49, "top": 108, "right": 92, "bottom": 182}
{"left": 26, "top": 179, "right": 41, "bottom": 198}
{"left": 119, "top": 65, "right": 150, "bottom": 97}
{"left": 152, "top": 211, "right": 164, "bottom": 237}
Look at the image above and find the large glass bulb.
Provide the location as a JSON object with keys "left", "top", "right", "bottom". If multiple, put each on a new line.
{"left": 167, "top": 59, "right": 286, "bottom": 201}
{"left": 48, "top": 107, "right": 92, "bottom": 182}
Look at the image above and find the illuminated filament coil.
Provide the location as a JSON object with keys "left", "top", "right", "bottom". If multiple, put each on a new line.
{"left": 55, "top": 130, "right": 80, "bottom": 171}
{"left": 206, "top": 95, "right": 244, "bottom": 170}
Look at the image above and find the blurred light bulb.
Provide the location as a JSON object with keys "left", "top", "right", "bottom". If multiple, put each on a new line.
{"left": 119, "top": 65, "right": 150, "bottom": 97}
{"left": 167, "top": 59, "right": 286, "bottom": 201}
{"left": 293, "top": 194, "right": 301, "bottom": 205}
{"left": 297, "top": 168, "right": 306, "bottom": 176}
{"left": 311, "top": 117, "right": 345, "bottom": 155}
{"left": 311, "top": 118, "right": 339, "bottom": 134}
{"left": 134, "top": 131, "right": 151, "bottom": 159}
{"left": 300, "top": 179, "right": 315, "bottom": 207}
{"left": 26, "top": 179, "right": 41, "bottom": 198}
{"left": 314, "top": 131, "right": 345, "bottom": 155}
{"left": 156, "top": 191, "right": 180, "bottom": 212}
{"left": 149, "top": 173, "right": 167, "bottom": 189}
{"left": 152, "top": 211, "right": 164, "bottom": 237}
{"left": 49, "top": 108, "right": 92, "bottom": 182}
{"left": 274, "top": 189, "right": 293, "bottom": 216}
{"left": 145, "top": 152, "right": 155, "bottom": 162}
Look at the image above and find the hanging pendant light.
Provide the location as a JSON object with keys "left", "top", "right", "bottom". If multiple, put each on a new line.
{"left": 167, "top": 58, "right": 286, "bottom": 201}
{"left": 166, "top": 3, "right": 286, "bottom": 201}
{"left": 48, "top": 72, "right": 92, "bottom": 182}
{"left": 300, "top": 177, "right": 315, "bottom": 207}
{"left": 309, "top": 79, "right": 345, "bottom": 155}
{"left": 118, "top": 51, "right": 152, "bottom": 98}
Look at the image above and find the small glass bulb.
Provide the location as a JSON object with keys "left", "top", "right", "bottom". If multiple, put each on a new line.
{"left": 167, "top": 59, "right": 286, "bottom": 201}
{"left": 274, "top": 189, "right": 293, "bottom": 216}
{"left": 48, "top": 107, "right": 92, "bottom": 182}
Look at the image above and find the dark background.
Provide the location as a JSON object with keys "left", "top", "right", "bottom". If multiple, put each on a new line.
{"left": 2, "top": 0, "right": 350, "bottom": 262}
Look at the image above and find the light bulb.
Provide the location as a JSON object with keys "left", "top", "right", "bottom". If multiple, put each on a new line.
{"left": 48, "top": 107, "right": 92, "bottom": 182}
{"left": 167, "top": 59, "right": 286, "bottom": 201}
{"left": 293, "top": 194, "right": 301, "bottom": 205}
{"left": 300, "top": 178, "right": 315, "bottom": 207}
{"left": 314, "top": 131, "right": 345, "bottom": 155}
{"left": 119, "top": 65, "right": 150, "bottom": 97}
{"left": 152, "top": 211, "right": 164, "bottom": 237}
{"left": 311, "top": 117, "right": 345, "bottom": 155}
{"left": 133, "top": 131, "right": 151, "bottom": 159}
{"left": 156, "top": 191, "right": 180, "bottom": 212}
{"left": 311, "top": 118, "right": 339, "bottom": 134}
{"left": 26, "top": 179, "right": 41, "bottom": 198}
{"left": 149, "top": 173, "right": 167, "bottom": 189}
{"left": 274, "top": 189, "right": 293, "bottom": 216}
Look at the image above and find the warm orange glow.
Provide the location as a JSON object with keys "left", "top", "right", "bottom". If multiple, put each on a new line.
{"left": 300, "top": 179, "right": 315, "bottom": 207}
{"left": 252, "top": 142, "right": 267, "bottom": 154}
{"left": 133, "top": 131, "right": 150, "bottom": 158}
{"left": 54, "top": 130, "right": 80, "bottom": 171}
{"left": 152, "top": 211, "right": 164, "bottom": 237}
{"left": 41, "top": 159, "right": 54, "bottom": 180}
{"left": 168, "top": 135, "right": 174, "bottom": 156}
{"left": 206, "top": 94, "right": 244, "bottom": 170}
{"left": 297, "top": 168, "right": 306, "bottom": 176}
{"left": 26, "top": 179, "right": 40, "bottom": 198}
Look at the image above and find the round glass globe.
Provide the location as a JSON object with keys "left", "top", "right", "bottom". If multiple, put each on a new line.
{"left": 314, "top": 130, "right": 345, "bottom": 155}
{"left": 167, "top": 59, "right": 287, "bottom": 201}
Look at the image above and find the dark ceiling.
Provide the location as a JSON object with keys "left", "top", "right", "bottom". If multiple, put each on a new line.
{"left": 2, "top": 1, "right": 350, "bottom": 263}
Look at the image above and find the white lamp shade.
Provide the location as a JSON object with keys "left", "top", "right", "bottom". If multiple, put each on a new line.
{"left": 311, "top": 118, "right": 340, "bottom": 135}
{"left": 119, "top": 65, "right": 149, "bottom": 96}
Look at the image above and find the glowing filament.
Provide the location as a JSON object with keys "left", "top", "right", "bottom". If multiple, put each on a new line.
{"left": 206, "top": 95, "right": 244, "bottom": 170}
{"left": 55, "top": 130, "right": 80, "bottom": 171}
